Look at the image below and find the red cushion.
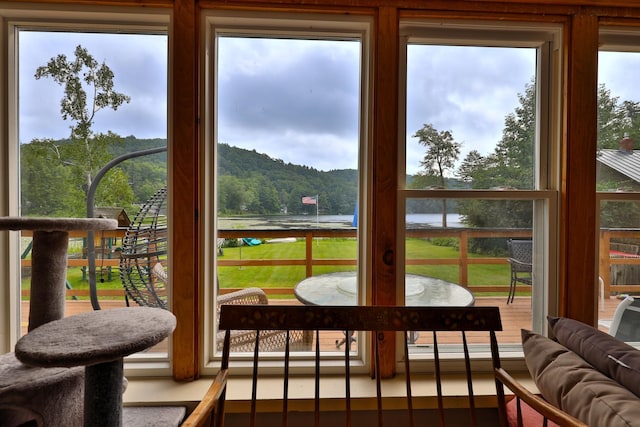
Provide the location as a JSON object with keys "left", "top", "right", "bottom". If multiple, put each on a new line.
{"left": 505, "top": 397, "right": 560, "bottom": 427}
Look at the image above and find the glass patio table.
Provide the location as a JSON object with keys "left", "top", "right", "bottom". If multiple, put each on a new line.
{"left": 294, "top": 271, "right": 475, "bottom": 306}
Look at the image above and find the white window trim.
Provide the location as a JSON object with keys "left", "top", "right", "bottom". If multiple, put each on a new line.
{"left": 597, "top": 26, "right": 640, "bottom": 318}
{"left": 0, "top": 4, "right": 171, "bottom": 375}
{"left": 201, "top": 9, "right": 373, "bottom": 375}
{"left": 396, "top": 20, "right": 563, "bottom": 362}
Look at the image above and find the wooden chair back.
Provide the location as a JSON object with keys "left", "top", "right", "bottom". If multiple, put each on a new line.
{"left": 214, "top": 305, "right": 507, "bottom": 427}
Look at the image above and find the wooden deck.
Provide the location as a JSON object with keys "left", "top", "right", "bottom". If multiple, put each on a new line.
{"left": 20, "top": 295, "right": 622, "bottom": 350}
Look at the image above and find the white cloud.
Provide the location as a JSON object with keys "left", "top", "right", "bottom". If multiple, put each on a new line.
{"left": 405, "top": 45, "right": 536, "bottom": 175}
{"left": 599, "top": 51, "right": 640, "bottom": 104}
{"left": 217, "top": 37, "right": 360, "bottom": 171}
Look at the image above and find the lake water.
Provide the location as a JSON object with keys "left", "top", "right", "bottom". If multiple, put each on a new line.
{"left": 219, "top": 213, "right": 463, "bottom": 230}
{"left": 285, "top": 213, "right": 464, "bottom": 227}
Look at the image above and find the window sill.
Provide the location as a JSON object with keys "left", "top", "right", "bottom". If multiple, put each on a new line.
{"left": 123, "top": 372, "right": 538, "bottom": 412}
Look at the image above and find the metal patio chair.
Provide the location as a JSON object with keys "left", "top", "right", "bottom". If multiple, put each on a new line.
{"left": 507, "top": 239, "right": 533, "bottom": 304}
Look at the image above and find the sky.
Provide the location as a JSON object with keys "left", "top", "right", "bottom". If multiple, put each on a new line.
{"left": 19, "top": 31, "right": 168, "bottom": 143}
{"left": 17, "top": 30, "right": 640, "bottom": 176}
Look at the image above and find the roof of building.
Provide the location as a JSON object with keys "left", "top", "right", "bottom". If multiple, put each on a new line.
{"left": 94, "top": 207, "right": 131, "bottom": 227}
{"left": 597, "top": 148, "right": 640, "bottom": 183}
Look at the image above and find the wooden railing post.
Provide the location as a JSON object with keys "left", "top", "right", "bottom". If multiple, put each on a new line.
{"left": 459, "top": 230, "right": 469, "bottom": 287}
{"left": 599, "top": 230, "right": 611, "bottom": 298}
{"left": 305, "top": 232, "right": 313, "bottom": 278}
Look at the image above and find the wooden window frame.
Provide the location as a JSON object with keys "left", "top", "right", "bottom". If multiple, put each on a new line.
{"left": 4, "top": 0, "right": 638, "bottom": 380}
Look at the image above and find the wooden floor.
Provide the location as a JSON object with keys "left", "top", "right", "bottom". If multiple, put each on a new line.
{"left": 20, "top": 295, "right": 622, "bottom": 349}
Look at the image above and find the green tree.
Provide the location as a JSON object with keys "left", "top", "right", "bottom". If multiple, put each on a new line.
{"left": 20, "top": 139, "right": 83, "bottom": 216}
{"left": 253, "top": 177, "right": 281, "bottom": 214}
{"left": 597, "top": 84, "right": 627, "bottom": 150}
{"left": 599, "top": 200, "right": 640, "bottom": 229}
{"left": 121, "top": 159, "right": 168, "bottom": 204}
{"left": 33, "top": 45, "right": 131, "bottom": 212}
{"left": 596, "top": 86, "right": 640, "bottom": 228}
{"left": 413, "top": 124, "right": 461, "bottom": 227}
{"left": 492, "top": 80, "right": 536, "bottom": 189}
{"left": 95, "top": 168, "right": 135, "bottom": 210}
{"left": 456, "top": 80, "right": 640, "bottom": 251}
{"left": 457, "top": 150, "right": 486, "bottom": 184}
{"left": 454, "top": 80, "right": 536, "bottom": 254}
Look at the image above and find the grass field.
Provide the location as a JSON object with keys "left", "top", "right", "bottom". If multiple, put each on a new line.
{"left": 21, "top": 237, "right": 512, "bottom": 299}
{"left": 218, "top": 238, "right": 510, "bottom": 291}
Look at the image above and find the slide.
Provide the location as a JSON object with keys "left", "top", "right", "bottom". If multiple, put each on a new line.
{"left": 242, "top": 237, "right": 262, "bottom": 246}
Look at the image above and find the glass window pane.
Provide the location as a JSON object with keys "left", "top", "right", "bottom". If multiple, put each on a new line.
{"left": 598, "top": 48, "right": 640, "bottom": 341}
{"left": 405, "top": 198, "right": 534, "bottom": 348}
{"left": 406, "top": 45, "right": 537, "bottom": 190}
{"left": 18, "top": 30, "right": 168, "bottom": 357}
{"left": 403, "top": 40, "right": 543, "bottom": 351}
{"left": 215, "top": 35, "right": 361, "bottom": 353}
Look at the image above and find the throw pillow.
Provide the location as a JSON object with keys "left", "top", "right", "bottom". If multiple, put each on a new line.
{"left": 548, "top": 316, "right": 640, "bottom": 398}
{"left": 522, "top": 329, "right": 640, "bottom": 427}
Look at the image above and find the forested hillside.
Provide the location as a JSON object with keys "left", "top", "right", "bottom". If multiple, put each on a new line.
{"left": 114, "top": 138, "right": 359, "bottom": 216}
{"left": 20, "top": 136, "right": 167, "bottom": 217}
{"left": 113, "top": 136, "right": 167, "bottom": 204}
{"left": 217, "top": 143, "right": 357, "bottom": 215}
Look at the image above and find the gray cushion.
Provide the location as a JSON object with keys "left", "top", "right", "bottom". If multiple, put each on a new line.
{"left": 548, "top": 316, "right": 640, "bottom": 398}
{"left": 522, "top": 329, "right": 640, "bottom": 427}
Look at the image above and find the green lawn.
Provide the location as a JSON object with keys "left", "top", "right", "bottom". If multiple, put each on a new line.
{"left": 218, "top": 238, "right": 511, "bottom": 292}
{"left": 22, "top": 267, "right": 123, "bottom": 298}
{"left": 218, "top": 238, "right": 358, "bottom": 289}
{"left": 21, "top": 238, "right": 511, "bottom": 299}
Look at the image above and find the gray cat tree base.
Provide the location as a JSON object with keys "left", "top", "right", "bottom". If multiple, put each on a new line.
{"left": 0, "top": 217, "right": 118, "bottom": 426}
{"left": 15, "top": 307, "right": 176, "bottom": 427}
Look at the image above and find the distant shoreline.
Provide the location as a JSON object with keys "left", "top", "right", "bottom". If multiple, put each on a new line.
{"left": 218, "top": 213, "right": 462, "bottom": 230}
{"left": 218, "top": 215, "right": 355, "bottom": 230}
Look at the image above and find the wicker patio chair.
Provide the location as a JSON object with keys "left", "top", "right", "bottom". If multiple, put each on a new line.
{"left": 216, "top": 288, "right": 313, "bottom": 353}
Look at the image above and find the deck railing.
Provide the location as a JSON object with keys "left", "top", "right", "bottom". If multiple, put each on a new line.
{"left": 217, "top": 228, "right": 535, "bottom": 295}
{"left": 600, "top": 229, "right": 640, "bottom": 296}
{"left": 16, "top": 226, "right": 640, "bottom": 299}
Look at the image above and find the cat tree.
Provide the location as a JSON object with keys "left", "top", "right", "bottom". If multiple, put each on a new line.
{"left": 0, "top": 217, "right": 178, "bottom": 427}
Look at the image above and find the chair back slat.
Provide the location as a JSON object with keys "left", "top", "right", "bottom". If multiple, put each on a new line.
{"left": 374, "top": 333, "right": 383, "bottom": 427}
{"left": 214, "top": 330, "right": 231, "bottom": 427}
{"left": 433, "top": 331, "right": 445, "bottom": 427}
{"left": 462, "top": 331, "right": 478, "bottom": 427}
{"left": 250, "top": 331, "right": 260, "bottom": 427}
{"left": 282, "top": 330, "right": 290, "bottom": 427}
{"left": 344, "top": 330, "right": 352, "bottom": 427}
{"left": 490, "top": 330, "right": 507, "bottom": 425}
{"left": 314, "top": 333, "right": 320, "bottom": 427}
{"left": 403, "top": 332, "right": 414, "bottom": 427}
